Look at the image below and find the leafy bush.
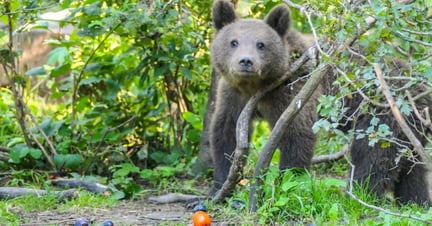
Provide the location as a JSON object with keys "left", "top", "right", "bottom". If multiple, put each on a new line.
{"left": 0, "top": 0, "right": 212, "bottom": 179}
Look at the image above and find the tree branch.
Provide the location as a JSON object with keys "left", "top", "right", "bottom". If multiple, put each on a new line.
{"left": 347, "top": 160, "right": 432, "bottom": 224}
{"left": 249, "top": 64, "right": 331, "bottom": 212}
{"left": 212, "top": 46, "right": 318, "bottom": 203}
{"left": 247, "top": 15, "right": 377, "bottom": 212}
{"left": 311, "top": 143, "right": 348, "bottom": 164}
{"left": 373, "top": 63, "right": 430, "bottom": 162}
{"left": 406, "top": 90, "right": 432, "bottom": 130}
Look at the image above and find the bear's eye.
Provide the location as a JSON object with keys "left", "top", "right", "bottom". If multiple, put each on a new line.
{"left": 230, "top": 40, "right": 238, "bottom": 48}
{"left": 256, "top": 42, "right": 265, "bottom": 50}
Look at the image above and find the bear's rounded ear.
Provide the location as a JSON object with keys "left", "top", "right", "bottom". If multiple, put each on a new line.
{"left": 212, "top": 0, "right": 237, "bottom": 31}
{"left": 264, "top": 5, "right": 291, "bottom": 37}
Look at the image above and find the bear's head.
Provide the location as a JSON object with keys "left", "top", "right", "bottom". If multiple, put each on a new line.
{"left": 211, "top": 0, "right": 292, "bottom": 94}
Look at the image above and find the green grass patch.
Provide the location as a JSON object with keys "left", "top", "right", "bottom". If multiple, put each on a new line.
{"left": 0, "top": 191, "right": 117, "bottom": 224}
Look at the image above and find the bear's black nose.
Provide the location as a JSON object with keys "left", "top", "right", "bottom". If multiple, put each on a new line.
{"left": 239, "top": 56, "right": 253, "bottom": 67}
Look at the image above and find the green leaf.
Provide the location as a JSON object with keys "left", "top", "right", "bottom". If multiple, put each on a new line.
{"left": 328, "top": 203, "right": 339, "bottom": 221}
{"left": 113, "top": 163, "right": 140, "bottom": 177}
{"left": 150, "top": 151, "right": 166, "bottom": 163}
{"left": 0, "top": 49, "right": 12, "bottom": 64}
{"left": 29, "top": 148, "right": 42, "bottom": 159}
{"left": 111, "top": 190, "right": 125, "bottom": 200}
{"left": 79, "top": 76, "right": 102, "bottom": 85}
{"left": 50, "top": 63, "right": 71, "bottom": 77}
{"left": 84, "top": 63, "right": 101, "bottom": 73}
{"left": 39, "top": 119, "right": 64, "bottom": 137}
{"left": 9, "top": 144, "right": 30, "bottom": 164}
{"left": 54, "top": 154, "right": 83, "bottom": 170}
{"left": 182, "top": 112, "right": 202, "bottom": 130}
{"left": 321, "top": 178, "right": 346, "bottom": 187}
{"left": 154, "top": 65, "right": 169, "bottom": 77}
{"left": 180, "top": 67, "right": 192, "bottom": 80}
{"left": 274, "top": 197, "right": 289, "bottom": 207}
{"left": 48, "top": 47, "right": 69, "bottom": 65}
{"left": 155, "top": 166, "right": 176, "bottom": 177}
{"left": 25, "top": 66, "right": 46, "bottom": 76}
{"left": 140, "top": 169, "right": 154, "bottom": 179}
{"left": 281, "top": 181, "right": 299, "bottom": 192}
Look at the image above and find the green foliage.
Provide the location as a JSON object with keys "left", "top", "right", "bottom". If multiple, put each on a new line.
{"left": 219, "top": 166, "right": 431, "bottom": 224}
{"left": 0, "top": 0, "right": 432, "bottom": 224}
{"left": 313, "top": 0, "right": 432, "bottom": 151}
{"left": 0, "top": 0, "right": 212, "bottom": 184}
{"left": 0, "top": 191, "right": 117, "bottom": 223}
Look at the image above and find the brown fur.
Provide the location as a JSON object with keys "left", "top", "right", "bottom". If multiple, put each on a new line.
{"left": 210, "top": 0, "right": 320, "bottom": 190}
{"left": 342, "top": 58, "right": 432, "bottom": 206}
{"left": 209, "top": 0, "right": 431, "bottom": 206}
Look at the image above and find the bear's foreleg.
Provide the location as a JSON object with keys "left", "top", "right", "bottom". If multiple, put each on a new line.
{"left": 210, "top": 82, "right": 248, "bottom": 191}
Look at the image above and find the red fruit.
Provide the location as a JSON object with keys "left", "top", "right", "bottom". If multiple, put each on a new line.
{"left": 193, "top": 210, "right": 211, "bottom": 226}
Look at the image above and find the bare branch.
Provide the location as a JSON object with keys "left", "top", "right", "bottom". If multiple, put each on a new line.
{"left": 400, "top": 28, "right": 432, "bottom": 36}
{"left": 70, "top": 23, "right": 122, "bottom": 141}
{"left": 347, "top": 160, "right": 432, "bottom": 224}
{"left": 23, "top": 105, "right": 57, "bottom": 156}
{"left": 249, "top": 64, "right": 331, "bottom": 212}
{"left": 283, "top": 0, "right": 321, "bottom": 17}
{"left": 212, "top": 46, "right": 318, "bottom": 203}
{"left": 83, "top": 116, "right": 138, "bottom": 174}
{"left": 412, "top": 89, "right": 432, "bottom": 102}
{"left": 406, "top": 90, "right": 432, "bottom": 130}
{"left": 334, "top": 65, "right": 389, "bottom": 108}
{"left": 311, "top": 143, "right": 348, "bottom": 164}
{"left": 373, "top": 63, "right": 429, "bottom": 162}
{"left": 394, "top": 31, "right": 432, "bottom": 47}
{"left": 247, "top": 15, "right": 378, "bottom": 212}
{"left": 3, "top": 2, "right": 32, "bottom": 147}
{"left": 51, "top": 178, "right": 108, "bottom": 194}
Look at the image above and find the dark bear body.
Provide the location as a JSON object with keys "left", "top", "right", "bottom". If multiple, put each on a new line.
{"left": 351, "top": 114, "right": 431, "bottom": 205}
{"left": 344, "top": 59, "right": 432, "bottom": 206}
{"left": 210, "top": 0, "right": 320, "bottom": 191}
{"left": 209, "top": 0, "right": 431, "bottom": 205}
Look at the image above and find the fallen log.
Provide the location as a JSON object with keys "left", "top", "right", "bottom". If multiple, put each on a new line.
{"left": 0, "top": 187, "right": 79, "bottom": 200}
{"left": 148, "top": 193, "right": 205, "bottom": 204}
{"left": 51, "top": 178, "right": 108, "bottom": 194}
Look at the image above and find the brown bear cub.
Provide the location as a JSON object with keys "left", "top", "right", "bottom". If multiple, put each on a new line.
{"left": 347, "top": 58, "right": 432, "bottom": 206}
{"left": 209, "top": 0, "right": 431, "bottom": 206}
{"left": 210, "top": 0, "right": 321, "bottom": 192}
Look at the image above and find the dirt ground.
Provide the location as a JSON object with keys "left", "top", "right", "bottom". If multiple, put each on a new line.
{"left": 13, "top": 198, "right": 195, "bottom": 226}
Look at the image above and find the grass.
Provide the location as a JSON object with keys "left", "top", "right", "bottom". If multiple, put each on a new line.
{"left": 0, "top": 191, "right": 117, "bottom": 224}
{"left": 204, "top": 167, "right": 432, "bottom": 225}
{"left": 0, "top": 169, "right": 431, "bottom": 225}
{"left": 201, "top": 120, "right": 432, "bottom": 225}
{"left": 0, "top": 121, "right": 431, "bottom": 225}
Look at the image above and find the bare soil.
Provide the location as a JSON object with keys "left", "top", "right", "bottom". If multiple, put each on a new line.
{"left": 13, "top": 198, "right": 194, "bottom": 226}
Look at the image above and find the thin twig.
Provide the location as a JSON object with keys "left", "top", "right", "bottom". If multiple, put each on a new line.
{"left": 394, "top": 31, "right": 432, "bottom": 47}
{"left": 283, "top": 0, "right": 321, "bottom": 16}
{"left": 311, "top": 143, "right": 348, "bottom": 164}
{"left": 212, "top": 45, "right": 318, "bottom": 203}
{"left": 23, "top": 105, "right": 57, "bottom": 155}
{"left": 334, "top": 65, "right": 389, "bottom": 108}
{"left": 406, "top": 90, "right": 431, "bottom": 129}
{"left": 347, "top": 160, "right": 432, "bottom": 224}
{"left": 249, "top": 64, "right": 331, "bottom": 212}
{"left": 70, "top": 23, "right": 122, "bottom": 141}
{"left": 373, "top": 63, "right": 429, "bottom": 162}
{"left": 3, "top": 2, "right": 32, "bottom": 147}
{"left": 401, "top": 28, "right": 432, "bottom": 36}
{"left": 83, "top": 115, "right": 137, "bottom": 174}
{"left": 248, "top": 13, "right": 378, "bottom": 212}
